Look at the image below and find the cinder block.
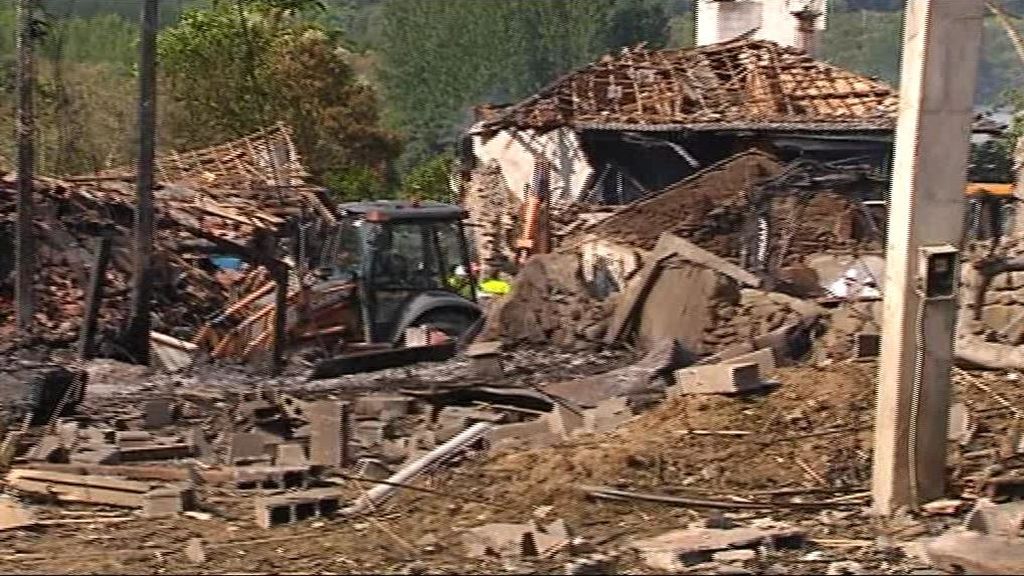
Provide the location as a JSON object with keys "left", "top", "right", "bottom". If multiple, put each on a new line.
{"left": 275, "top": 443, "right": 308, "bottom": 467}
{"left": 254, "top": 487, "right": 344, "bottom": 529}
{"left": 115, "top": 431, "right": 154, "bottom": 447}
{"left": 229, "top": 433, "right": 268, "bottom": 464}
{"left": 670, "top": 363, "right": 766, "bottom": 396}
{"left": 309, "top": 400, "right": 350, "bottom": 468}
{"left": 233, "top": 465, "right": 311, "bottom": 490}
{"left": 141, "top": 487, "right": 185, "bottom": 518}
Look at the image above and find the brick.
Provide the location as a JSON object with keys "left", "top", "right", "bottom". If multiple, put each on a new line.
{"left": 309, "top": 401, "right": 351, "bottom": 467}
{"left": 254, "top": 487, "right": 344, "bottom": 529}
{"left": 723, "top": 347, "right": 777, "bottom": 374}
{"left": 669, "top": 363, "right": 767, "bottom": 396}
{"left": 143, "top": 399, "right": 175, "bottom": 429}
{"left": 229, "top": 433, "right": 268, "bottom": 464}
{"left": 275, "top": 443, "right": 308, "bottom": 467}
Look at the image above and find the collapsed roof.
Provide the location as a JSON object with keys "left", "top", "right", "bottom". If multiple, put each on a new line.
{"left": 477, "top": 38, "right": 999, "bottom": 134}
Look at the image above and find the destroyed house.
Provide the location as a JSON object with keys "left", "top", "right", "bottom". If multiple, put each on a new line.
{"left": 461, "top": 37, "right": 1003, "bottom": 272}
{"left": 0, "top": 123, "right": 335, "bottom": 359}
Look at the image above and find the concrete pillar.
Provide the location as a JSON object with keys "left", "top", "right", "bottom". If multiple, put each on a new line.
{"left": 871, "top": 0, "right": 984, "bottom": 516}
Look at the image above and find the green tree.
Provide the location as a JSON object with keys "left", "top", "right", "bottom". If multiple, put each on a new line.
{"left": 401, "top": 151, "right": 455, "bottom": 202}
{"left": 158, "top": 1, "right": 400, "bottom": 187}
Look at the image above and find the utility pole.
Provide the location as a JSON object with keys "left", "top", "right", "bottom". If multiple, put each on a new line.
{"left": 871, "top": 0, "right": 984, "bottom": 516}
{"left": 125, "top": 0, "right": 158, "bottom": 364}
{"left": 15, "top": 0, "right": 36, "bottom": 334}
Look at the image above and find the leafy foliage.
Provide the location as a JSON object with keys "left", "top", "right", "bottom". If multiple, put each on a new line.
{"left": 400, "top": 151, "right": 455, "bottom": 202}
{"left": 158, "top": 2, "right": 400, "bottom": 185}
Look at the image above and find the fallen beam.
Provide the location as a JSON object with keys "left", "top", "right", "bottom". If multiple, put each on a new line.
{"left": 309, "top": 341, "right": 457, "bottom": 379}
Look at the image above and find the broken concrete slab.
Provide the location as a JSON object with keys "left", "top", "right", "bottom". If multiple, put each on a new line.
{"left": 926, "top": 528, "right": 1024, "bottom": 574}
{"left": 670, "top": 362, "right": 769, "bottom": 396}
{"left": 546, "top": 404, "right": 584, "bottom": 439}
{"left": 965, "top": 499, "right": 1024, "bottom": 537}
{"left": 630, "top": 524, "right": 804, "bottom": 572}
{"left": 462, "top": 523, "right": 536, "bottom": 559}
{"left": 582, "top": 397, "right": 633, "bottom": 434}
{"left": 142, "top": 487, "right": 185, "bottom": 518}
{"left": 485, "top": 419, "right": 558, "bottom": 450}
{"left": 6, "top": 468, "right": 186, "bottom": 513}
{"left": 544, "top": 338, "right": 693, "bottom": 407}
{"left": 0, "top": 497, "right": 36, "bottom": 531}
{"left": 353, "top": 458, "right": 391, "bottom": 481}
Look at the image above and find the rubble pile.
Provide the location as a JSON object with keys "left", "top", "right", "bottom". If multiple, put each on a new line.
{"left": 0, "top": 124, "right": 330, "bottom": 350}
{"left": 481, "top": 252, "right": 618, "bottom": 350}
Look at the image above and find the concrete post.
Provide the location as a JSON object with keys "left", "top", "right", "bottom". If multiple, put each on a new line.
{"left": 871, "top": 0, "right": 984, "bottom": 516}
{"left": 125, "top": 0, "right": 158, "bottom": 365}
{"left": 15, "top": 0, "right": 36, "bottom": 334}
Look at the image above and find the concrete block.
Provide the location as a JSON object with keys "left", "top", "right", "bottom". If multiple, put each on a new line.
{"left": 354, "top": 395, "right": 414, "bottom": 420}
{"left": 630, "top": 525, "right": 804, "bottom": 572}
{"left": 27, "top": 435, "right": 66, "bottom": 463}
{"left": 713, "top": 549, "right": 756, "bottom": 563}
{"left": 185, "top": 537, "right": 206, "bottom": 564}
{"left": 143, "top": 399, "right": 175, "bottom": 429}
{"left": 0, "top": 497, "right": 35, "bottom": 531}
{"left": 275, "top": 443, "right": 308, "bottom": 467}
{"left": 466, "top": 341, "right": 503, "bottom": 357}
{"left": 405, "top": 326, "right": 430, "bottom": 347}
{"left": 670, "top": 363, "right": 767, "bottom": 396}
{"left": 115, "top": 431, "right": 154, "bottom": 447}
{"left": 353, "top": 457, "right": 391, "bottom": 481}
{"left": 546, "top": 405, "right": 584, "bottom": 439}
{"left": 188, "top": 428, "right": 215, "bottom": 464}
{"left": 233, "top": 465, "right": 311, "bottom": 490}
{"left": 948, "top": 403, "right": 975, "bottom": 445}
{"left": 309, "top": 400, "right": 350, "bottom": 468}
{"left": 462, "top": 523, "right": 536, "bottom": 558}
{"left": 229, "top": 433, "right": 267, "bottom": 464}
{"left": 118, "top": 442, "right": 192, "bottom": 462}
{"left": 965, "top": 499, "right": 1024, "bottom": 537}
{"left": 926, "top": 528, "right": 1024, "bottom": 575}
{"left": 141, "top": 487, "right": 185, "bottom": 518}
{"left": 254, "top": 487, "right": 344, "bottom": 529}
{"left": 723, "top": 348, "right": 777, "bottom": 374}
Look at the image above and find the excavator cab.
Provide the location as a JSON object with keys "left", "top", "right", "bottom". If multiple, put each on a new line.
{"left": 323, "top": 201, "right": 481, "bottom": 344}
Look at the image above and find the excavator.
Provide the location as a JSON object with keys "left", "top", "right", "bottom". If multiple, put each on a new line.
{"left": 191, "top": 200, "right": 484, "bottom": 377}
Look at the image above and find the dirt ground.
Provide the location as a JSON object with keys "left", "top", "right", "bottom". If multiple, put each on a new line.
{"left": 0, "top": 354, "right": 1019, "bottom": 575}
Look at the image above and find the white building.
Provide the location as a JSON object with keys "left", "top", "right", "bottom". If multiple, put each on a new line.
{"left": 696, "top": 0, "right": 828, "bottom": 55}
